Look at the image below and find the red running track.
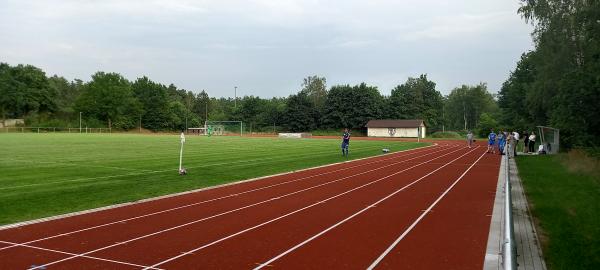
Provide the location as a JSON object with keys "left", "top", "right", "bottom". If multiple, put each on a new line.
{"left": 0, "top": 141, "right": 500, "bottom": 270}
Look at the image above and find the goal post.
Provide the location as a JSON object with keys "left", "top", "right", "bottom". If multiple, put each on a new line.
{"left": 203, "top": 121, "right": 243, "bottom": 136}
{"left": 537, "top": 126, "right": 560, "bottom": 154}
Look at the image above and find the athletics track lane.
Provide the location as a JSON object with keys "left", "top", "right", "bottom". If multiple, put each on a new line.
{"left": 20, "top": 145, "right": 474, "bottom": 269}
{"left": 24, "top": 145, "right": 465, "bottom": 269}
{"left": 152, "top": 146, "right": 487, "bottom": 269}
{"left": 0, "top": 144, "right": 442, "bottom": 244}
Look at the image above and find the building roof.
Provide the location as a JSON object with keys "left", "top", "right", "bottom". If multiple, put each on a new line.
{"left": 365, "top": 119, "right": 426, "bottom": 128}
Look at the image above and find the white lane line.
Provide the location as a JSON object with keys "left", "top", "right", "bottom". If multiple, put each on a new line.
{"left": 366, "top": 150, "right": 487, "bottom": 270}
{"left": 253, "top": 146, "right": 481, "bottom": 270}
{"left": 0, "top": 158, "right": 154, "bottom": 172}
{"left": 143, "top": 147, "right": 473, "bottom": 270}
{"left": 0, "top": 145, "right": 443, "bottom": 252}
{"left": 0, "top": 240, "right": 163, "bottom": 270}
{"left": 1, "top": 144, "right": 414, "bottom": 190}
{"left": 26, "top": 146, "right": 461, "bottom": 270}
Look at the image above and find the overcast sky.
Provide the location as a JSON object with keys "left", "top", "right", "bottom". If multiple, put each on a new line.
{"left": 0, "top": 0, "right": 533, "bottom": 98}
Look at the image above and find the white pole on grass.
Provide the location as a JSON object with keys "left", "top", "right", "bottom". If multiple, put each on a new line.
{"left": 179, "top": 132, "right": 185, "bottom": 174}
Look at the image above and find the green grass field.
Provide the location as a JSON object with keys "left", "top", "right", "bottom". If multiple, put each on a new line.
{"left": 516, "top": 155, "right": 600, "bottom": 269}
{"left": 0, "top": 133, "right": 426, "bottom": 225}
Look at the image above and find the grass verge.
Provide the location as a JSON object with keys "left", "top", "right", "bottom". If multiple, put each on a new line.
{"left": 516, "top": 154, "right": 600, "bottom": 269}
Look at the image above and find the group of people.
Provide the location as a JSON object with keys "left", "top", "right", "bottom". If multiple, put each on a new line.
{"left": 482, "top": 129, "right": 538, "bottom": 157}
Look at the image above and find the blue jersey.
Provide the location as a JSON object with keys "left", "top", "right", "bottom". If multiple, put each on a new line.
{"left": 488, "top": 132, "right": 497, "bottom": 143}
{"left": 342, "top": 132, "right": 350, "bottom": 143}
{"left": 498, "top": 134, "right": 506, "bottom": 146}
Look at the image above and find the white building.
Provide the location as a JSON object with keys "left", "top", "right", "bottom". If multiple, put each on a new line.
{"left": 366, "top": 119, "right": 426, "bottom": 138}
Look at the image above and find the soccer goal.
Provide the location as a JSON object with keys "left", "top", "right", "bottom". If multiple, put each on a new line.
{"left": 537, "top": 126, "right": 560, "bottom": 154}
{"left": 204, "top": 121, "right": 244, "bottom": 136}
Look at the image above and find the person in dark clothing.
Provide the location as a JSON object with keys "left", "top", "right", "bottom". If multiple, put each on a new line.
{"left": 528, "top": 131, "right": 536, "bottom": 153}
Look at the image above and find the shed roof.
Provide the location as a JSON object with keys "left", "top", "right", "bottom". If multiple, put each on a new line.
{"left": 365, "top": 119, "right": 426, "bottom": 128}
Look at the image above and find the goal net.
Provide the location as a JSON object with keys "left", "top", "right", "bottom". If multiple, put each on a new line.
{"left": 203, "top": 121, "right": 243, "bottom": 136}
{"left": 537, "top": 126, "right": 560, "bottom": 154}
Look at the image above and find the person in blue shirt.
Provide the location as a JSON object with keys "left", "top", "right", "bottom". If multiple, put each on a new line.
{"left": 497, "top": 131, "right": 506, "bottom": 155}
{"left": 487, "top": 129, "right": 497, "bottom": 154}
{"left": 341, "top": 128, "right": 350, "bottom": 157}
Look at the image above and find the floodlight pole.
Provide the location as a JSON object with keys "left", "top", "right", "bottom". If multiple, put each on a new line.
{"left": 234, "top": 86, "right": 238, "bottom": 108}
{"left": 79, "top": 112, "right": 82, "bottom": 133}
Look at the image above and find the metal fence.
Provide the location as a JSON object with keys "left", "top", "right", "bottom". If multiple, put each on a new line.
{"left": 502, "top": 153, "right": 517, "bottom": 269}
{"left": 2, "top": 127, "right": 112, "bottom": 134}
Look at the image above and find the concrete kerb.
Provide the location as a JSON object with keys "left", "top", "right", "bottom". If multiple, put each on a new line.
{"left": 484, "top": 156, "right": 547, "bottom": 270}
{"left": 0, "top": 143, "right": 436, "bottom": 231}
{"left": 484, "top": 154, "right": 506, "bottom": 270}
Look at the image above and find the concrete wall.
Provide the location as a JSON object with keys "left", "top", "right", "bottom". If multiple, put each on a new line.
{"left": 0, "top": 119, "right": 25, "bottom": 128}
{"left": 368, "top": 126, "right": 426, "bottom": 138}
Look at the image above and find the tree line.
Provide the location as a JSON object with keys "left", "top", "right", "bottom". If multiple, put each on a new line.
{"left": 0, "top": 65, "right": 501, "bottom": 134}
{"left": 498, "top": 0, "right": 600, "bottom": 148}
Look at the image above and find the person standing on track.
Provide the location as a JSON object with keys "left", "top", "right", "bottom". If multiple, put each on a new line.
{"left": 466, "top": 130, "right": 474, "bottom": 148}
{"left": 487, "top": 129, "right": 497, "bottom": 154}
{"left": 341, "top": 128, "right": 350, "bottom": 157}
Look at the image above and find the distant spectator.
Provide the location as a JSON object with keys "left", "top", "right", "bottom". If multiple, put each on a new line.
{"left": 522, "top": 131, "right": 530, "bottom": 153}
{"left": 538, "top": 144, "right": 546, "bottom": 154}
{"left": 498, "top": 131, "right": 506, "bottom": 155}
{"left": 507, "top": 132, "right": 515, "bottom": 158}
{"left": 512, "top": 131, "right": 519, "bottom": 156}
{"left": 528, "top": 131, "right": 536, "bottom": 153}
{"left": 466, "top": 130, "right": 474, "bottom": 148}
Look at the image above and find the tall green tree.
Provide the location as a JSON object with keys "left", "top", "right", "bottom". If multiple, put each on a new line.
{"left": 445, "top": 83, "right": 498, "bottom": 131}
{"left": 132, "top": 76, "right": 171, "bottom": 130}
{"left": 76, "top": 72, "right": 140, "bottom": 129}
{"left": 322, "top": 83, "right": 384, "bottom": 129}
{"left": 283, "top": 92, "right": 317, "bottom": 132}
{"left": 0, "top": 63, "right": 56, "bottom": 119}
{"left": 388, "top": 74, "right": 444, "bottom": 130}
{"left": 300, "top": 75, "right": 328, "bottom": 110}
{"left": 193, "top": 90, "right": 210, "bottom": 123}
{"left": 502, "top": 0, "right": 600, "bottom": 147}
{"left": 48, "top": 76, "right": 83, "bottom": 116}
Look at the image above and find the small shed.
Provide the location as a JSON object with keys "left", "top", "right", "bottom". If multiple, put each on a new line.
{"left": 365, "top": 119, "right": 426, "bottom": 138}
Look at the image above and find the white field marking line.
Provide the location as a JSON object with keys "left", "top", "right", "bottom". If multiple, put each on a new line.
{"left": 31, "top": 146, "right": 464, "bottom": 270}
{"left": 0, "top": 144, "right": 445, "bottom": 252}
{"left": 144, "top": 146, "right": 474, "bottom": 270}
{"left": 0, "top": 157, "right": 153, "bottom": 172}
{"left": 4, "top": 137, "right": 395, "bottom": 165}
{"left": 366, "top": 149, "right": 487, "bottom": 270}
{"left": 2, "top": 142, "right": 373, "bottom": 165}
{"left": 252, "top": 146, "right": 481, "bottom": 270}
{"left": 0, "top": 144, "right": 405, "bottom": 190}
{"left": 0, "top": 240, "right": 163, "bottom": 270}
{"left": 0, "top": 144, "right": 437, "bottom": 232}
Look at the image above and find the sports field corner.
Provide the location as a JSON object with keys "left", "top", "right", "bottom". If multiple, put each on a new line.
{"left": 0, "top": 133, "right": 508, "bottom": 269}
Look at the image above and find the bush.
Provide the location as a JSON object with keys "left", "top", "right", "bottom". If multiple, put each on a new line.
{"left": 476, "top": 113, "right": 499, "bottom": 137}
{"left": 429, "top": 131, "right": 463, "bottom": 139}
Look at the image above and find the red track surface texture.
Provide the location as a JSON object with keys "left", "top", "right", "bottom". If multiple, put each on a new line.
{"left": 0, "top": 141, "right": 500, "bottom": 270}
